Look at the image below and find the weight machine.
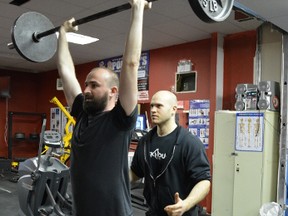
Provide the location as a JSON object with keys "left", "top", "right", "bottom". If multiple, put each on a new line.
{"left": 43, "top": 97, "right": 75, "bottom": 165}
{"left": 17, "top": 119, "right": 72, "bottom": 216}
{"left": 17, "top": 97, "right": 75, "bottom": 215}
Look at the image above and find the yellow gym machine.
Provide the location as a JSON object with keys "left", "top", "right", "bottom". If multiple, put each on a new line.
{"left": 43, "top": 96, "right": 75, "bottom": 165}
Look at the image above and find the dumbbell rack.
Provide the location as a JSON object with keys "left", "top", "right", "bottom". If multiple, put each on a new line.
{"left": 7, "top": 111, "right": 46, "bottom": 163}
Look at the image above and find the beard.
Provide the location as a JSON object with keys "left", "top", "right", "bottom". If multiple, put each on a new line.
{"left": 83, "top": 92, "right": 108, "bottom": 115}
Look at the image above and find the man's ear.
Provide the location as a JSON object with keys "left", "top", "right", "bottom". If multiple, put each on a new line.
{"left": 171, "top": 105, "right": 177, "bottom": 117}
{"left": 173, "top": 105, "right": 178, "bottom": 112}
{"left": 110, "top": 86, "right": 118, "bottom": 97}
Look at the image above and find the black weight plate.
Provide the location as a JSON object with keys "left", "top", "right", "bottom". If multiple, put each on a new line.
{"left": 189, "top": 0, "right": 234, "bottom": 23}
{"left": 11, "top": 11, "right": 57, "bottom": 62}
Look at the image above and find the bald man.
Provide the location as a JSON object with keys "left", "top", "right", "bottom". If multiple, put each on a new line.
{"left": 130, "top": 90, "right": 211, "bottom": 216}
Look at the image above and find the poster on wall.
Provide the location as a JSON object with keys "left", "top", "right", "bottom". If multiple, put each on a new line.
{"left": 235, "top": 112, "right": 264, "bottom": 152}
{"left": 188, "top": 100, "right": 210, "bottom": 148}
{"left": 50, "top": 107, "right": 61, "bottom": 132}
{"left": 97, "top": 51, "right": 150, "bottom": 101}
{"left": 50, "top": 107, "right": 73, "bottom": 136}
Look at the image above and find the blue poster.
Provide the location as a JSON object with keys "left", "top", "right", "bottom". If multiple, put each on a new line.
{"left": 97, "top": 51, "right": 150, "bottom": 93}
{"left": 188, "top": 100, "right": 210, "bottom": 148}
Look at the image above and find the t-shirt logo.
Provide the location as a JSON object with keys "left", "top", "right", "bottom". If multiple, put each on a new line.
{"left": 150, "top": 148, "right": 166, "bottom": 160}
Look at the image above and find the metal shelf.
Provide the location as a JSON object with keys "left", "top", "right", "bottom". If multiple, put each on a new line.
{"left": 7, "top": 111, "right": 46, "bottom": 160}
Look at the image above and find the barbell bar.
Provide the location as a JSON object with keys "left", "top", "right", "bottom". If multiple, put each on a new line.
{"left": 7, "top": 0, "right": 234, "bottom": 63}
{"left": 8, "top": 1, "right": 158, "bottom": 63}
{"left": 34, "top": 2, "right": 147, "bottom": 42}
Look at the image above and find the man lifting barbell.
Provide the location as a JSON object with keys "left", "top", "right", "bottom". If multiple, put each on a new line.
{"left": 57, "top": 0, "right": 151, "bottom": 215}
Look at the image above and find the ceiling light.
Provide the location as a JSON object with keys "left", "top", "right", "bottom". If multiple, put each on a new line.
{"left": 56, "top": 32, "right": 99, "bottom": 45}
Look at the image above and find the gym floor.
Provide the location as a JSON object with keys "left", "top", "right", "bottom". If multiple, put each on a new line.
{"left": 0, "top": 171, "right": 148, "bottom": 216}
{"left": 0, "top": 171, "right": 21, "bottom": 216}
{"left": 0, "top": 171, "right": 210, "bottom": 216}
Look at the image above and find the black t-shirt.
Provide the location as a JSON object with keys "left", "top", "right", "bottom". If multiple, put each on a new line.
{"left": 70, "top": 94, "right": 137, "bottom": 216}
{"left": 131, "top": 126, "right": 211, "bottom": 216}
{"left": 149, "top": 128, "right": 177, "bottom": 177}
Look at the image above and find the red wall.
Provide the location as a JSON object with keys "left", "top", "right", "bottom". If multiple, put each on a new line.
{"left": 148, "top": 38, "right": 211, "bottom": 101}
{"left": 223, "top": 31, "right": 256, "bottom": 110}
{"left": 0, "top": 30, "right": 256, "bottom": 213}
{"left": 0, "top": 71, "right": 40, "bottom": 158}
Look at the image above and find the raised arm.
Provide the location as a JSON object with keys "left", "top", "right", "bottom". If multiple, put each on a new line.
{"left": 118, "top": 0, "right": 152, "bottom": 115}
{"left": 57, "top": 18, "right": 82, "bottom": 108}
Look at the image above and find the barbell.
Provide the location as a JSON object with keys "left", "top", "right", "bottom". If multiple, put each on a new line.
{"left": 7, "top": 0, "right": 234, "bottom": 63}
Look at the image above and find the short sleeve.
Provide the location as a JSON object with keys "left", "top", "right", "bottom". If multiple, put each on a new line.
{"left": 70, "top": 93, "right": 84, "bottom": 119}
